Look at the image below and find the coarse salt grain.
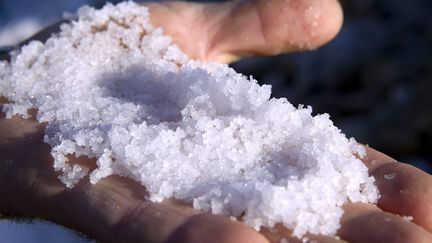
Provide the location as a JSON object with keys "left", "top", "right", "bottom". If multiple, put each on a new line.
{"left": 402, "top": 215, "right": 414, "bottom": 222}
{"left": 0, "top": 1, "right": 379, "bottom": 238}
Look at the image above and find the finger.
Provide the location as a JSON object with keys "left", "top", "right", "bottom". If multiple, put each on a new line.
{"left": 361, "top": 145, "right": 398, "bottom": 171}
{"left": 260, "top": 224, "right": 347, "bottom": 243}
{"left": 209, "top": 0, "right": 344, "bottom": 62}
{"left": 372, "top": 161, "right": 432, "bottom": 231}
{"left": 362, "top": 146, "right": 432, "bottom": 232}
{"left": 339, "top": 203, "right": 432, "bottom": 243}
{"left": 68, "top": 175, "right": 269, "bottom": 243}
{"left": 165, "top": 213, "right": 269, "bottom": 243}
{"left": 147, "top": 0, "right": 343, "bottom": 63}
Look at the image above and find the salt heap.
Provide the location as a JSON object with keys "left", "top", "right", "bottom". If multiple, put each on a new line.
{"left": 0, "top": 2, "right": 379, "bottom": 238}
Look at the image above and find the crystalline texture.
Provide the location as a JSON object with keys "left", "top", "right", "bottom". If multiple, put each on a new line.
{"left": 0, "top": 2, "right": 379, "bottom": 238}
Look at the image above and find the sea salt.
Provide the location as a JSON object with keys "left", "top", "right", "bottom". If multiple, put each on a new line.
{"left": 384, "top": 173, "right": 396, "bottom": 180}
{"left": 0, "top": 2, "right": 379, "bottom": 238}
{"left": 401, "top": 215, "right": 414, "bottom": 222}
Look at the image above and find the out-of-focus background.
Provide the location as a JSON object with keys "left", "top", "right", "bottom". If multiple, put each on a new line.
{"left": 1, "top": 0, "right": 431, "bottom": 242}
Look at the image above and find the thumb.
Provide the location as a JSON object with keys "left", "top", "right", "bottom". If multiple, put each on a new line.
{"left": 148, "top": 0, "right": 343, "bottom": 63}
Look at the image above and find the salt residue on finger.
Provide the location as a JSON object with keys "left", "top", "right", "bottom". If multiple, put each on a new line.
{"left": 0, "top": 2, "right": 379, "bottom": 238}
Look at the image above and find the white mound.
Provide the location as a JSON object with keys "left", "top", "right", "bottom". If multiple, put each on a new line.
{"left": 0, "top": 2, "right": 378, "bottom": 238}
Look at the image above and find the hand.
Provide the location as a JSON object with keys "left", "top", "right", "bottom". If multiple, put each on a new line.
{"left": 1, "top": 1, "right": 431, "bottom": 242}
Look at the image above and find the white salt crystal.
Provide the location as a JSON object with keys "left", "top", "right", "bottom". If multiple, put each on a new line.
{"left": 401, "top": 215, "right": 414, "bottom": 222}
{"left": 384, "top": 173, "right": 396, "bottom": 180}
{"left": 0, "top": 1, "right": 379, "bottom": 238}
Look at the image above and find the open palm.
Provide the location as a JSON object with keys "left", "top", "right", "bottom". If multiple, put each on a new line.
{"left": 1, "top": 1, "right": 432, "bottom": 242}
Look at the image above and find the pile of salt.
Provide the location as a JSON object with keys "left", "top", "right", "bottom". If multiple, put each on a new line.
{"left": 0, "top": 2, "right": 378, "bottom": 238}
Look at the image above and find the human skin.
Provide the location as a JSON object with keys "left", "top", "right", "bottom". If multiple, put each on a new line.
{"left": 1, "top": 0, "right": 432, "bottom": 242}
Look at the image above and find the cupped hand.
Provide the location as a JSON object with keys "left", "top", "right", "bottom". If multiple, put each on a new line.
{"left": 1, "top": 1, "right": 432, "bottom": 243}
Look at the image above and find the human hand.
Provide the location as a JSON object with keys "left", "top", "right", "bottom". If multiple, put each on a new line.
{"left": 1, "top": 0, "right": 432, "bottom": 242}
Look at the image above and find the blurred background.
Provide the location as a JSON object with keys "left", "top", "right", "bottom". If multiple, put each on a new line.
{"left": 1, "top": 0, "right": 431, "bottom": 242}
